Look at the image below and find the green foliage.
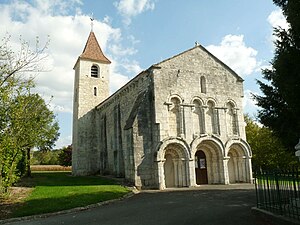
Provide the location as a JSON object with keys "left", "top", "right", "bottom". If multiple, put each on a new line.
{"left": 58, "top": 145, "right": 72, "bottom": 167}
{"left": 245, "top": 115, "right": 297, "bottom": 170}
{"left": 16, "top": 151, "right": 27, "bottom": 176}
{"left": 31, "top": 150, "right": 61, "bottom": 165}
{"left": 254, "top": 0, "right": 300, "bottom": 151}
{"left": 12, "top": 172, "right": 129, "bottom": 217}
{"left": 0, "top": 34, "right": 59, "bottom": 193}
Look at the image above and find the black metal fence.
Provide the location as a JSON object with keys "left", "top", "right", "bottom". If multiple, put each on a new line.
{"left": 254, "top": 168, "right": 300, "bottom": 221}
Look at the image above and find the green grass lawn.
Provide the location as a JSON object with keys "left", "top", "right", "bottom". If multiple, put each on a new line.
{"left": 12, "top": 172, "right": 129, "bottom": 218}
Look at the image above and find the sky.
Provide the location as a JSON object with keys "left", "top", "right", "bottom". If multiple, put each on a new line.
{"left": 0, "top": 0, "right": 288, "bottom": 149}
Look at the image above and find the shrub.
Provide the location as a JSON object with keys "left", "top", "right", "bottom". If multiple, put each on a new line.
{"left": 58, "top": 145, "right": 72, "bottom": 167}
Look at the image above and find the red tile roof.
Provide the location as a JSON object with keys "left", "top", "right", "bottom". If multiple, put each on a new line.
{"left": 80, "top": 32, "right": 111, "bottom": 64}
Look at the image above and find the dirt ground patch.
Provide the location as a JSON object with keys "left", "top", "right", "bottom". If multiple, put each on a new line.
{"left": 0, "top": 187, "right": 33, "bottom": 220}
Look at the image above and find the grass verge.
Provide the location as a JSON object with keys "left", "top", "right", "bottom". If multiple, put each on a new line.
{"left": 30, "top": 165, "right": 72, "bottom": 171}
{"left": 9, "top": 172, "right": 129, "bottom": 218}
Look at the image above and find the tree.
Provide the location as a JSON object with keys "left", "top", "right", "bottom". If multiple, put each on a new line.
{"left": 254, "top": 0, "right": 300, "bottom": 151}
{"left": 0, "top": 34, "right": 58, "bottom": 193}
{"left": 31, "top": 149, "right": 61, "bottom": 165}
{"left": 58, "top": 145, "right": 72, "bottom": 167}
{"left": 245, "top": 115, "right": 297, "bottom": 170}
{"left": 12, "top": 93, "right": 60, "bottom": 177}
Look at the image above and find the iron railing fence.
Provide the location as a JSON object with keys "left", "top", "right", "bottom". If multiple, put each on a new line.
{"left": 254, "top": 168, "right": 300, "bottom": 221}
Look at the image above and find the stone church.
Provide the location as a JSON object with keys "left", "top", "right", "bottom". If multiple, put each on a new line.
{"left": 72, "top": 31, "right": 253, "bottom": 189}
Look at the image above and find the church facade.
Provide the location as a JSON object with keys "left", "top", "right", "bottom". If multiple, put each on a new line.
{"left": 72, "top": 31, "right": 253, "bottom": 189}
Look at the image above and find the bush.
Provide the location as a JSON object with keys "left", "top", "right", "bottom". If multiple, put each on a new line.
{"left": 58, "top": 145, "right": 72, "bottom": 167}
{"left": 31, "top": 150, "right": 61, "bottom": 165}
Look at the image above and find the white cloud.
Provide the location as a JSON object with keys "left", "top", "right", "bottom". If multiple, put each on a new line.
{"left": 55, "top": 135, "right": 72, "bottom": 149}
{"left": 243, "top": 90, "right": 260, "bottom": 117}
{"left": 110, "top": 44, "right": 138, "bottom": 56}
{"left": 268, "top": 9, "right": 289, "bottom": 30}
{"left": 121, "top": 60, "right": 142, "bottom": 74}
{"left": 128, "top": 35, "right": 140, "bottom": 45}
{"left": 114, "top": 0, "right": 155, "bottom": 25}
{"left": 110, "top": 72, "right": 130, "bottom": 93}
{"left": 206, "top": 34, "right": 259, "bottom": 77}
{"left": 0, "top": 0, "right": 140, "bottom": 147}
{"left": 267, "top": 9, "right": 289, "bottom": 44}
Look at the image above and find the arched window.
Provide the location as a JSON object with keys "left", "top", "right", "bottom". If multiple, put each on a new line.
{"left": 94, "top": 87, "right": 97, "bottom": 96}
{"left": 207, "top": 101, "right": 220, "bottom": 135}
{"left": 192, "top": 99, "right": 205, "bottom": 134}
{"left": 200, "top": 76, "right": 206, "bottom": 93}
{"left": 226, "top": 102, "right": 239, "bottom": 135}
{"left": 91, "top": 65, "right": 99, "bottom": 78}
{"left": 168, "top": 97, "right": 181, "bottom": 137}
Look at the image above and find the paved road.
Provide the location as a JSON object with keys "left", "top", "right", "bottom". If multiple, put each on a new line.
{"left": 4, "top": 186, "right": 259, "bottom": 225}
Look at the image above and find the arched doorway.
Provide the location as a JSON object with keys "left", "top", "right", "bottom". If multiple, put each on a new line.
{"left": 227, "top": 146, "right": 247, "bottom": 183}
{"left": 192, "top": 138, "right": 224, "bottom": 184}
{"left": 162, "top": 144, "right": 188, "bottom": 188}
{"left": 195, "top": 150, "right": 208, "bottom": 184}
{"left": 164, "top": 154, "right": 175, "bottom": 187}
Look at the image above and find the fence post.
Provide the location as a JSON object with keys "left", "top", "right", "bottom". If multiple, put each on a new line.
{"left": 254, "top": 170, "right": 259, "bottom": 208}
{"left": 275, "top": 170, "right": 283, "bottom": 215}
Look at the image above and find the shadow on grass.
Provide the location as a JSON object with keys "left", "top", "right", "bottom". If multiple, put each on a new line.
{"left": 19, "top": 172, "right": 119, "bottom": 187}
{"left": 12, "top": 189, "right": 128, "bottom": 218}
{"left": 1, "top": 172, "right": 130, "bottom": 219}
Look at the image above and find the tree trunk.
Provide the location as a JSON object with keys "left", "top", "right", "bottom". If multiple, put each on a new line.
{"left": 26, "top": 148, "right": 32, "bottom": 177}
{"left": 0, "top": 162, "right": 3, "bottom": 194}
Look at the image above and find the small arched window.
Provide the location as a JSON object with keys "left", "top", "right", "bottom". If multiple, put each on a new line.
{"left": 200, "top": 76, "right": 206, "bottom": 93}
{"left": 91, "top": 65, "right": 99, "bottom": 78}
{"left": 192, "top": 99, "right": 205, "bottom": 134}
{"left": 226, "top": 102, "right": 239, "bottom": 135}
{"left": 169, "top": 97, "right": 181, "bottom": 137}
{"left": 207, "top": 101, "right": 220, "bottom": 135}
{"left": 94, "top": 87, "right": 97, "bottom": 96}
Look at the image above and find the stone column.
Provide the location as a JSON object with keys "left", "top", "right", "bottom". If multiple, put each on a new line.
{"left": 178, "top": 160, "right": 183, "bottom": 187}
{"left": 157, "top": 161, "right": 165, "bottom": 190}
{"left": 173, "top": 160, "right": 179, "bottom": 187}
{"left": 233, "top": 157, "right": 238, "bottom": 183}
{"left": 188, "top": 159, "right": 197, "bottom": 187}
{"left": 223, "top": 108, "right": 228, "bottom": 137}
{"left": 245, "top": 157, "right": 253, "bottom": 183}
{"left": 242, "top": 156, "right": 247, "bottom": 182}
{"left": 222, "top": 157, "right": 230, "bottom": 184}
{"left": 179, "top": 105, "right": 185, "bottom": 137}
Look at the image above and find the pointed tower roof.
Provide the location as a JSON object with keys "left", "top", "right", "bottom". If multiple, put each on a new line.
{"left": 79, "top": 31, "right": 111, "bottom": 64}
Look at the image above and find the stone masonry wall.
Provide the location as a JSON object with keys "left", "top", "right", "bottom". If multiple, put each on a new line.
{"left": 72, "top": 59, "right": 110, "bottom": 175}
{"left": 95, "top": 70, "right": 157, "bottom": 187}
{"left": 152, "top": 46, "right": 246, "bottom": 146}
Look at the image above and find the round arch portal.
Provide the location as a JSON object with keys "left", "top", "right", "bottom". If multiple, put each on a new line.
{"left": 156, "top": 138, "right": 190, "bottom": 189}
{"left": 227, "top": 143, "right": 252, "bottom": 183}
{"left": 194, "top": 140, "right": 224, "bottom": 184}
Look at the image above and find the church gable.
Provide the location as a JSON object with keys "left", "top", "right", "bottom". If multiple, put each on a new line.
{"left": 151, "top": 45, "right": 245, "bottom": 101}
{"left": 154, "top": 45, "right": 243, "bottom": 83}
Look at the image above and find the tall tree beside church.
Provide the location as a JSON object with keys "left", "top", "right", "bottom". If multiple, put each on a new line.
{"left": 254, "top": 0, "right": 300, "bottom": 151}
{"left": 0, "top": 34, "right": 59, "bottom": 192}
{"left": 13, "top": 93, "right": 60, "bottom": 177}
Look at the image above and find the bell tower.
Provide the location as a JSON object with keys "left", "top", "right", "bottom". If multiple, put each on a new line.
{"left": 72, "top": 30, "right": 111, "bottom": 175}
